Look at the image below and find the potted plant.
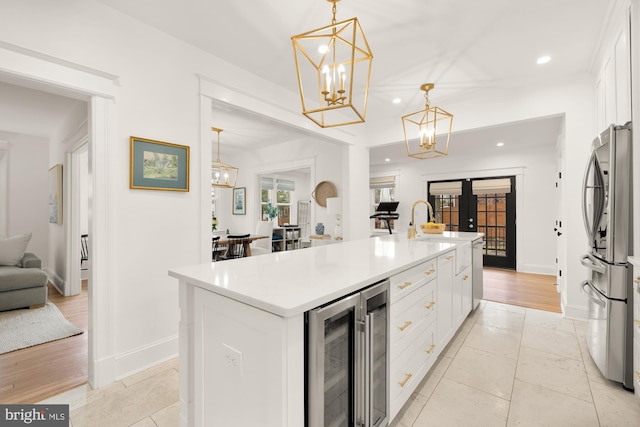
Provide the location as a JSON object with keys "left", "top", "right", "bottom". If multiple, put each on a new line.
{"left": 211, "top": 215, "right": 218, "bottom": 232}
{"left": 265, "top": 201, "right": 279, "bottom": 226}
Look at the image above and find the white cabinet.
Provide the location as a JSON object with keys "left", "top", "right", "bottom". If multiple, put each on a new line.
{"left": 189, "top": 287, "right": 304, "bottom": 427}
{"left": 272, "top": 226, "right": 301, "bottom": 251}
{"left": 389, "top": 257, "right": 438, "bottom": 419}
{"left": 454, "top": 266, "right": 472, "bottom": 329}
{"left": 436, "top": 251, "right": 455, "bottom": 347}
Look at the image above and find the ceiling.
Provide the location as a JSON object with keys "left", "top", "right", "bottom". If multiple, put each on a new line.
{"left": 0, "top": 1, "right": 612, "bottom": 166}
{"left": 94, "top": 0, "right": 610, "bottom": 164}
{"left": 0, "top": 80, "right": 84, "bottom": 140}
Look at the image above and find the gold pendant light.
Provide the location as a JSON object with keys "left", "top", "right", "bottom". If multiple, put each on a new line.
{"left": 211, "top": 127, "right": 238, "bottom": 188}
{"left": 291, "top": 0, "right": 373, "bottom": 128}
{"left": 402, "top": 83, "right": 453, "bottom": 159}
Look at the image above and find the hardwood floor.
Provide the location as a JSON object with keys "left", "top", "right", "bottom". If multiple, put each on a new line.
{"left": 482, "top": 267, "right": 561, "bottom": 313}
{"left": 0, "top": 282, "right": 88, "bottom": 404}
{"left": 0, "top": 268, "right": 559, "bottom": 404}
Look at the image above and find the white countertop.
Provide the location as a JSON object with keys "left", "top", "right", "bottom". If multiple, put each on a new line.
{"left": 169, "top": 234, "right": 470, "bottom": 317}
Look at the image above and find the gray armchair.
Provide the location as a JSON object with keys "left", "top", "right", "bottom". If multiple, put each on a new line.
{"left": 0, "top": 253, "right": 48, "bottom": 311}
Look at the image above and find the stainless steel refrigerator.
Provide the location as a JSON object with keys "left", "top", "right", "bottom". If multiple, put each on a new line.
{"left": 581, "top": 122, "right": 634, "bottom": 389}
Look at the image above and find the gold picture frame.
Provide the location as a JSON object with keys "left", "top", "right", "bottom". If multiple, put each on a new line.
{"left": 130, "top": 137, "right": 190, "bottom": 191}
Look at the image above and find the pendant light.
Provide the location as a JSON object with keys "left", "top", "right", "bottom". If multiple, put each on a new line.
{"left": 291, "top": 0, "right": 373, "bottom": 128}
{"left": 402, "top": 83, "right": 453, "bottom": 159}
{"left": 211, "top": 127, "right": 238, "bottom": 188}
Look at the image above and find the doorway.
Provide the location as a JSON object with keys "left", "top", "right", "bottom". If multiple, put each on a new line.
{"left": 0, "top": 45, "right": 117, "bottom": 391}
{"left": 428, "top": 176, "right": 516, "bottom": 269}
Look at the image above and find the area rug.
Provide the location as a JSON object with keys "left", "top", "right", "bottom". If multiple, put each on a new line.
{"left": 0, "top": 301, "right": 83, "bottom": 355}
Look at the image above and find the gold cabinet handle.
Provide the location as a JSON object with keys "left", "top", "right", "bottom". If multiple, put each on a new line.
{"left": 398, "top": 321, "right": 412, "bottom": 331}
{"left": 424, "top": 268, "right": 436, "bottom": 275}
{"left": 398, "top": 281, "right": 413, "bottom": 290}
{"left": 425, "top": 344, "right": 436, "bottom": 354}
{"left": 446, "top": 255, "right": 454, "bottom": 260}
{"left": 398, "top": 373, "right": 412, "bottom": 387}
{"left": 463, "top": 275, "right": 469, "bottom": 280}
{"left": 424, "top": 301, "right": 435, "bottom": 309}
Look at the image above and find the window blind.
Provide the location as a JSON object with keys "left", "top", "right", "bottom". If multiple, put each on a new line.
{"left": 261, "top": 177, "right": 274, "bottom": 190}
{"left": 429, "top": 181, "right": 462, "bottom": 196}
{"left": 472, "top": 178, "right": 511, "bottom": 195}
{"left": 370, "top": 176, "right": 396, "bottom": 189}
{"left": 276, "top": 179, "right": 295, "bottom": 192}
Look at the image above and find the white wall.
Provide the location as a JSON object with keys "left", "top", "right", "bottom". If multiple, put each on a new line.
{"left": 46, "top": 100, "right": 88, "bottom": 292}
{"left": 372, "top": 142, "right": 558, "bottom": 274}
{"left": 0, "top": 132, "right": 49, "bottom": 264}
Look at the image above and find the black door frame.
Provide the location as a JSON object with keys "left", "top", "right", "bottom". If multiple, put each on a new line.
{"left": 428, "top": 176, "right": 516, "bottom": 269}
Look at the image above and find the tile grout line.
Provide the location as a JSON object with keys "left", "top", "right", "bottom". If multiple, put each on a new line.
{"left": 503, "top": 306, "right": 528, "bottom": 426}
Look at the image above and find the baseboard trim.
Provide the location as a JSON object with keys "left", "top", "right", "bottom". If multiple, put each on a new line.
{"left": 518, "top": 264, "right": 556, "bottom": 276}
{"left": 91, "top": 355, "right": 116, "bottom": 390}
{"left": 562, "top": 302, "right": 588, "bottom": 320}
{"left": 114, "top": 334, "right": 179, "bottom": 381}
{"left": 44, "top": 268, "right": 65, "bottom": 295}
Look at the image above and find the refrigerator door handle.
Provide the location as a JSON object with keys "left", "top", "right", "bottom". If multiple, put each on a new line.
{"left": 581, "top": 280, "right": 606, "bottom": 308}
{"left": 581, "top": 253, "right": 606, "bottom": 274}
{"left": 581, "top": 150, "right": 606, "bottom": 243}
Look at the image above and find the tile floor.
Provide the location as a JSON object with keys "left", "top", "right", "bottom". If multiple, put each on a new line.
{"left": 390, "top": 300, "right": 640, "bottom": 427}
{"left": 39, "top": 300, "right": 640, "bottom": 426}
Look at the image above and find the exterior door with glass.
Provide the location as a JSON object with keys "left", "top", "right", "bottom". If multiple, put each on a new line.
{"left": 428, "top": 176, "right": 516, "bottom": 269}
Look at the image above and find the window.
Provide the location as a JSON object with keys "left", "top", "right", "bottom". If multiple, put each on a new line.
{"left": 430, "top": 181, "right": 462, "bottom": 231}
{"left": 370, "top": 175, "right": 396, "bottom": 230}
{"left": 260, "top": 176, "right": 295, "bottom": 226}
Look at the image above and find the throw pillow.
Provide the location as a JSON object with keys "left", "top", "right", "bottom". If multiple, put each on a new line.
{"left": 0, "top": 232, "right": 32, "bottom": 266}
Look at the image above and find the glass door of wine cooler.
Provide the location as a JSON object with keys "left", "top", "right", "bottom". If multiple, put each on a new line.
{"left": 307, "top": 280, "right": 389, "bottom": 427}
{"left": 362, "top": 281, "right": 390, "bottom": 427}
{"left": 307, "top": 292, "right": 360, "bottom": 427}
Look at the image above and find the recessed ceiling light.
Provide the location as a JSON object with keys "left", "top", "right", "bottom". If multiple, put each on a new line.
{"left": 392, "top": 98, "right": 401, "bottom": 104}
{"left": 496, "top": 142, "right": 504, "bottom": 147}
{"left": 385, "top": 158, "right": 391, "bottom": 162}
{"left": 537, "top": 55, "right": 551, "bottom": 65}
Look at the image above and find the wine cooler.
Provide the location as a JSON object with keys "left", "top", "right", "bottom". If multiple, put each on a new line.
{"left": 306, "top": 279, "right": 390, "bottom": 427}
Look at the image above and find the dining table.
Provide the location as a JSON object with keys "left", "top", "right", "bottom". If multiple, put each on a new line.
{"left": 214, "top": 234, "right": 269, "bottom": 259}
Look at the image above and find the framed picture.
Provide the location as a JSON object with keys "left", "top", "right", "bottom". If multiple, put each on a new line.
{"left": 48, "top": 164, "right": 63, "bottom": 225}
{"left": 233, "top": 187, "right": 246, "bottom": 215}
{"left": 130, "top": 136, "right": 190, "bottom": 191}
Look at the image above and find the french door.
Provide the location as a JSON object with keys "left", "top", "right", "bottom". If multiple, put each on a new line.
{"left": 428, "top": 176, "right": 516, "bottom": 269}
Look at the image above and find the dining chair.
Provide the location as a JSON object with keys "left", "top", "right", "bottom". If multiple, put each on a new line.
{"left": 212, "top": 236, "right": 221, "bottom": 261}
{"left": 250, "top": 221, "right": 274, "bottom": 256}
{"left": 81, "top": 234, "right": 89, "bottom": 270}
{"left": 220, "top": 234, "right": 251, "bottom": 260}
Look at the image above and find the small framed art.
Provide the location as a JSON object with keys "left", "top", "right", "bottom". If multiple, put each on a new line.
{"left": 233, "top": 187, "right": 246, "bottom": 215}
{"left": 130, "top": 136, "right": 189, "bottom": 191}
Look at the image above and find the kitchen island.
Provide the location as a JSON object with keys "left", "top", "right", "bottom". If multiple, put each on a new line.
{"left": 169, "top": 232, "right": 483, "bottom": 426}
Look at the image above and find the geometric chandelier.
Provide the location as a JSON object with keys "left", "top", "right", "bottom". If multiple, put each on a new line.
{"left": 210, "top": 127, "right": 239, "bottom": 188}
{"left": 291, "top": 0, "right": 373, "bottom": 128}
{"left": 402, "top": 83, "right": 453, "bottom": 159}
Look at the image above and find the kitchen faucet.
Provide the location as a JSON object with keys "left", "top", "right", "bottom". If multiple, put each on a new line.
{"left": 411, "top": 200, "right": 436, "bottom": 225}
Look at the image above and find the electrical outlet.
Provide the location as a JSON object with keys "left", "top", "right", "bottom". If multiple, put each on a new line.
{"left": 222, "top": 343, "right": 243, "bottom": 376}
